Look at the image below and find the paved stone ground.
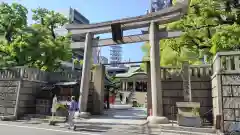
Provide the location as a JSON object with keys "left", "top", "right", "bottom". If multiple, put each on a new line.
{"left": 0, "top": 120, "right": 215, "bottom": 135}
{"left": 72, "top": 104, "right": 216, "bottom": 135}
{"left": 0, "top": 121, "right": 101, "bottom": 135}
{"left": 0, "top": 103, "right": 217, "bottom": 135}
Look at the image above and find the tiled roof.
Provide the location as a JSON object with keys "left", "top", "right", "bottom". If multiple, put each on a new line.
{"left": 115, "top": 67, "right": 146, "bottom": 78}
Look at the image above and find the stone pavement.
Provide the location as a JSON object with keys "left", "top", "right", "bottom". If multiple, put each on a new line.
{"left": 0, "top": 104, "right": 218, "bottom": 135}
{"left": 72, "top": 104, "right": 217, "bottom": 135}
{"left": 0, "top": 120, "right": 168, "bottom": 135}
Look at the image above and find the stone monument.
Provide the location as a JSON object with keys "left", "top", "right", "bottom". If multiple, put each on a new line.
{"left": 176, "top": 61, "right": 202, "bottom": 127}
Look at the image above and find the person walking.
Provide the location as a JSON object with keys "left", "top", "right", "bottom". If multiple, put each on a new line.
{"left": 119, "top": 93, "right": 123, "bottom": 104}
{"left": 68, "top": 96, "right": 78, "bottom": 130}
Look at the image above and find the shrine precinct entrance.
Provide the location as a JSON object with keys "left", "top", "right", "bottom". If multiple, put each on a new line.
{"left": 65, "top": 0, "right": 189, "bottom": 124}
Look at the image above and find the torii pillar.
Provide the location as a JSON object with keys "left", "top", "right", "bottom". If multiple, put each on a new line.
{"left": 78, "top": 32, "right": 93, "bottom": 117}
{"left": 147, "top": 21, "right": 169, "bottom": 124}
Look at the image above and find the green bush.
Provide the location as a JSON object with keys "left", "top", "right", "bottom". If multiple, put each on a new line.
{"left": 132, "top": 101, "right": 144, "bottom": 107}
{"left": 56, "top": 103, "right": 67, "bottom": 111}
{"left": 192, "top": 107, "right": 200, "bottom": 116}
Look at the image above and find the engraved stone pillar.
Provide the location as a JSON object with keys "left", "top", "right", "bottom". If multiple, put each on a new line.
{"left": 182, "top": 61, "right": 192, "bottom": 102}
{"left": 79, "top": 32, "right": 93, "bottom": 115}
{"left": 147, "top": 21, "right": 168, "bottom": 124}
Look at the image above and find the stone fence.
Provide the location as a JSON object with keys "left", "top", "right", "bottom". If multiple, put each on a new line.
{"left": 145, "top": 63, "right": 213, "bottom": 120}
{"left": 160, "top": 64, "right": 212, "bottom": 80}
{"left": 0, "top": 67, "right": 81, "bottom": 82}
{"left": 0, "top": 67, "right": 81, "bottom": 118}
{"left": 212, "top": 51, "right": 240, "bottom": 133}
{"left": 158, "top": 65, "right": 212, "bottom": 120}
{"left": 0, "top": 66, "right": 104, "bottom": 118}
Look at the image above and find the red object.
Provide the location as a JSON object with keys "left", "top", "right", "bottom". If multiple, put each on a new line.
{"left": 104, "top": 98, "right": 107, "bottom": 103}
{"left": 149, "top": 108, "right": 152, "bottom": 116}
{"left": 109, "top": 96, "right": 116, "bottom": 104}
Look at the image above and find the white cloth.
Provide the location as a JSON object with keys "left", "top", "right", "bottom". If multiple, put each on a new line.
{"left": 68, "top": 111, "right": 75, "bottom": 127}
{"left": 51, "top": 96, "right": 58, "bottom": 113}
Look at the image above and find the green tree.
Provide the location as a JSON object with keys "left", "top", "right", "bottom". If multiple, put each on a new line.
{"left": 0, "top": 3, "right": 72, "bottom": 71}
{"left": 0, "top": 2, "right": 28, "bottom": 43}
{"left": 141, "top": 0, "right": 240, "bottom": 67}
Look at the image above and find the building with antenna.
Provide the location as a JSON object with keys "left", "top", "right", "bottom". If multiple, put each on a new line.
{"left": 55, "top": 7, "right": 99, "bottom": 70}
{"left": 110, "top": 45, "right": 122, "bottom": 67}
{"left": 151, "top": 0, "right": 172, "bottom": 12}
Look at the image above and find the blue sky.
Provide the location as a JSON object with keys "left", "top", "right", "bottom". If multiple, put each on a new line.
{"left": 4, "top": 0, "right": 150, "bottom": 62}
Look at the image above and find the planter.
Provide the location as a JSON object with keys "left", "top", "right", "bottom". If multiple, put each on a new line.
{"left": 177, "top": 114, "right": 201, "bottom": 127}
{"left": 176, "top": 102, "right": 201, "bottom": 127}
{"left": 49, "top": 120, "right": 57, "bottom": 126}
{"left": 132, "top": 101, "right": 138, "bottom": 107}
{"left": 55, "top": 108, "right": 68, "bottom": 117}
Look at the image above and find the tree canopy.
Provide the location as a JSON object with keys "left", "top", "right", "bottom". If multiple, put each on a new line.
{"left": 141, "top": 0, "right": 240, "bottom": 67}
{"left": 0, "top": 2, "right": 72, "bottom": 71}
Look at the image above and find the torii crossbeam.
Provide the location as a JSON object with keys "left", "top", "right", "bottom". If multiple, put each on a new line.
{"left": 65, "top": 0, "right": 190, "bottom": 124}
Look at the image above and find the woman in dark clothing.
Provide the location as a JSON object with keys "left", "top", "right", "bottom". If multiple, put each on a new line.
{"left": 119, "top": 93, "right": 123, "bottom": 103}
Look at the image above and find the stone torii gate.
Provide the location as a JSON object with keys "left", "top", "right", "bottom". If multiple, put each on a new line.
{"left": 65, "top": 0, "right": 189, "bottom": 124}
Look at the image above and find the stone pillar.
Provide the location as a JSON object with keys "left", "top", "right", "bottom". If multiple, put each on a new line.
{"left": 126, "top": 82, "right": 128, "bottom": 91}
{"left": 147, "top": 22, "right": 168, "bottom": 124}
{"left": 146, "top": 62, "right": 152, "bottom": 116}
{"left": 122, "top": 81, "right": 125, "bottom": 91}
{"left": 79, "top": 32, "right": 93, "bottom": 116}
{"left": 92, "top": 64, "right": 105, "bottom": 114}
{"left": 182, "top": 61, "right": 192, "bottom": 102}
{"left": 133, "top": 80, "right": 136, "bottom": 91}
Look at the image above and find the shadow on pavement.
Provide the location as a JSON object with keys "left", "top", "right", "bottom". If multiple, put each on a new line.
{"left": 72, "top": 121, "right": 152, "bottom": 134}
{"left": 89, "top": 108, "right": 147, "bottom": 120}
{"left": 74, "top": 124, "right": 112, "bottom": 133}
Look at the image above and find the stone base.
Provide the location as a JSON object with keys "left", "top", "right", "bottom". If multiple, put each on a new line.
{"left": 74, "top": 112, "right": 91, "bottom": 118}
{"left": 177, "top": 115, "right": 202, "bottom": 128}
{"left": 0, "top": 115, "right": 16, "bottom": 121}
{"left": 147, "top": 116, "right": 169, "bottom": 124}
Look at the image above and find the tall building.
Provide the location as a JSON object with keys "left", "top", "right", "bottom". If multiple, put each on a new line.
{"left": 54, "top": 8, "right": 89, "bottom": 70}
{"left": 69, "top": 8, "right": 90, "bottom": 24}
{"left": 151, "top": 0, "right": 172, "bottom": 12}
{"left": 68, "top": 7, "right": 99, "bottom": 65}
{"left": 55, "top": 8, "right": 100, "bottom": 70}
{"left": 110, "top": 45, "right": 122, "bottom": 67}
